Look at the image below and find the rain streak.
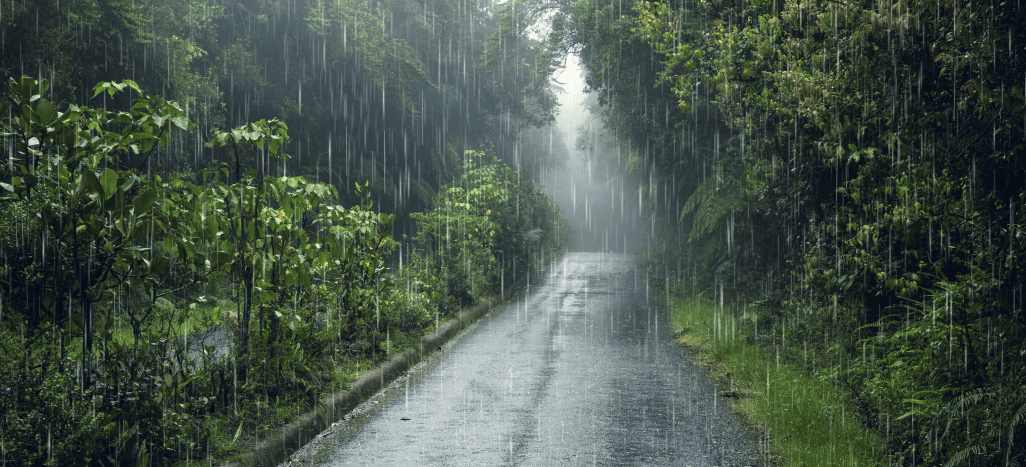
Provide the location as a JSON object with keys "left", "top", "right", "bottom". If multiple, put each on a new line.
{"left": 1, "top": 0, "right": 1024, "bottom": 465}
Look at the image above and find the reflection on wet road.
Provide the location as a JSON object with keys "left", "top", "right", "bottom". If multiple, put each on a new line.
{"left": 320, "top": 252, "right": 761, "bottom": 466}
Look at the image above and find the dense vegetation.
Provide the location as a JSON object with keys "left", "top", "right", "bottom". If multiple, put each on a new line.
{"left": 6, "top": 0, "right": 1023, "bottom": 463}
{"left": 0, "top": 76, "right": 568, "bottom": 465}
{"left": 0, "top": 75, "right": 567, "bottom": 465}
{"left": 0, "top": 0, "right": 565, "bottom": 215}
{"left": 553, "top": 0, "right": 1026, "bottom": 463}
{"left": 0, "top": 0, "right": 571, "bottom": 464}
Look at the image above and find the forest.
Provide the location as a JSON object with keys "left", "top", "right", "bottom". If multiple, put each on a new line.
{"left": 3, "top": 0, "right": 1025, "bottom": 464}
{"left": 0, "top": 0, "right": 569, "bottom": 464}
{"left": 551, "top": 0, "right": 1026, "bottom": 463}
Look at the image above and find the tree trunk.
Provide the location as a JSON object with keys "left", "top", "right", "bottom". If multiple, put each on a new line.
{"left": 239, "top": 263, "right": 252, "bottom": 382}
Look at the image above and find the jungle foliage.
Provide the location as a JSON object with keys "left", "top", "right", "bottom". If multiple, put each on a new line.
{"left": 0, "top": 76, "right": 568, "bottom": 466}
{"left": 0, "top": 0, "right": 565, "bottom": 218}
{"left": 410, "top": 150, "right": 571, "bottom": 312}
{"left": 0, "top": 0, "right": 574, "bottom": 463}
{"left": 555, "top": 0, "right": 1026, "bottom": 463}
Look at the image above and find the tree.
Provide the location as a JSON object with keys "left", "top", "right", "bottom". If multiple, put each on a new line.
{"left": 0, "top": 76, "right": 200, "bottom": 384}
{"left": 627, "top": 0, "right": 1026, "bottom": 461}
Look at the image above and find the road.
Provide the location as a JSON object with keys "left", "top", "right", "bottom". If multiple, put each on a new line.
{"left": 285, "top": 252, "right": 762, "bottom": 466}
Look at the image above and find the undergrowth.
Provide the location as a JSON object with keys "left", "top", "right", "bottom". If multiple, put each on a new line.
{"left": 670, "top": 295, "right": 888, "bottom": 466}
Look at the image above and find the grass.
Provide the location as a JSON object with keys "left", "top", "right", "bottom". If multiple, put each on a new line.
{"left": 669, "top": 295, "right": 888, "bottom": 466}
{"left": 105, "top": 296, "right": 492, "bottom": 466}
{"left": 54, "top": 303, "right": 229, "bottom": 363}
{"left": 109, "top": 303, "right": 229, "bottom": 347}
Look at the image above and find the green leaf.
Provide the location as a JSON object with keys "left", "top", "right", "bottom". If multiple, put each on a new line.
{"left": 176, "top": 239, "right": 189, "bottom": 262}
{"left": 35, "top": 98, "right": 57, "bottom": 125}
{"left": 133, "top": 187, "right": 158, "bottom": 214}
{"left": 82, "top": 170, "right": 104, "bottom": 197}
{"left": 231, "top": 421, "right": 244, "bottom": 444}
{"left": 37, "top": 79, "right": 50, "bottom": 96}
{"left": 99, "top": 169, "right": 118, "bottom": 198}
{"left": 170, "top": 115, "right": 189, "bottom": 130}
{"left": 150, "top": 255, "right": 170, "bottom": 273}
{"left": 122, "top": 79, "right": 143, "bottom": 95}
{"left": 213, "top": 251, "right": 232, "bottom": 268}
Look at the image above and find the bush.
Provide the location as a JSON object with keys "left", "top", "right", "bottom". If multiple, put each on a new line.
{"left": 409, "top": 150, "right": 570, "bottom": 314}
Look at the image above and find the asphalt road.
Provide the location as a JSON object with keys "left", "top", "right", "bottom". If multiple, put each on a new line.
{"left": 285, "top": 252, "right": 762, "bottom": 466}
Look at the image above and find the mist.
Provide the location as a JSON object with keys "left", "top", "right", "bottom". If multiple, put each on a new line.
{"left": 543, "top": 54, "right": 645, "bottom": 253}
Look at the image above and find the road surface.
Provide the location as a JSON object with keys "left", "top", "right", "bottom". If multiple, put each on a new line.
{"left": 285, "top": 252, "right": 762, "bottom": 466}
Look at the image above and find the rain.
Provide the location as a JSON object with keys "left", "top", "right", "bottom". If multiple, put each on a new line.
{"left": 1, "top": 0, "right": 1025, "bottom": 465}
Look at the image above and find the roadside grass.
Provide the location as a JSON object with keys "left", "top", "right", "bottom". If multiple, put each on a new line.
{"left": 669, "top": 296, "right": 887, "bottom": 466}
{"left": 69, "top": 295, "right": 498, "bottom": 466}
{"left": 185, "top": 298, "right": 497, "bottom": 466}
{"left": 56, "top": 303, "right": 228, "bottom": 362}
{"left": 169, "top": 338, "right": 378, "bottom": 466}
{"left": 109, "top": 303, "right": 228, "bottom": 347}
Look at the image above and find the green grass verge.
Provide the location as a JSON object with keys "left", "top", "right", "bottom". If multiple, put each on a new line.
{"left": 108, "top": 303, "right": 228, "bottom": 347}
{"left": 669, "top": 296, "right": 888, "bottom": 466}
{"left": 174, "top": 299, "right": 488, "bottom": 465}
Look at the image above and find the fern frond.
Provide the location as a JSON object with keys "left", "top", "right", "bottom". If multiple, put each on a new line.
{"left": 945, "top": 444, "right": 988, "bottom": 467}
{"left": 1006, "top": 392, "right": 1026, "bottom": 466}
{"left": 940, "top": 389, "right": 994, "bottom": 442}
{"left": 929, "top": 388, "right": 1002, "bottom": 466}
{"left": 681, "top": 171, "right": 733, "bottom": 242}
{"left": 1008, "top": 395, "right": 1026, "bottom": 439}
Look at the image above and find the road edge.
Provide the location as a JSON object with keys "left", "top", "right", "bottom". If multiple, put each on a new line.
{"left": 222, "top": 279, "right": 533, "bottom": 467}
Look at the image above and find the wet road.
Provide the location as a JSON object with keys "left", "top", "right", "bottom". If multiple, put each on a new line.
{"left": 308, "top": 252, "right": 761, "bottom": 466}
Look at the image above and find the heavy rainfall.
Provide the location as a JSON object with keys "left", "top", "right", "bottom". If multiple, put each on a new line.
{"left": 0, "top": 0, "right": 1023, "bottom": 466}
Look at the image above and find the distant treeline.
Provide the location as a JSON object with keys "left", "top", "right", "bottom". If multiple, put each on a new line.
{"left": 553, "top": 0, "right": 1026, "bottom": 464}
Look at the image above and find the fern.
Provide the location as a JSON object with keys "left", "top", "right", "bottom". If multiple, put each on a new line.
{"left": 935, "top": 388, "right": 993, "bottom": 447}
{"left": 1006, "top": 392, "right": 1026, "bottom": 466}
{"left": 945, "top": 444, "right": 988, "bottom": 467}
{"left": 927, "top": 387, "right": 1026, "bottom": 466}
{"left": 681, "top": 168, "right": 733, "bottom": 243}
